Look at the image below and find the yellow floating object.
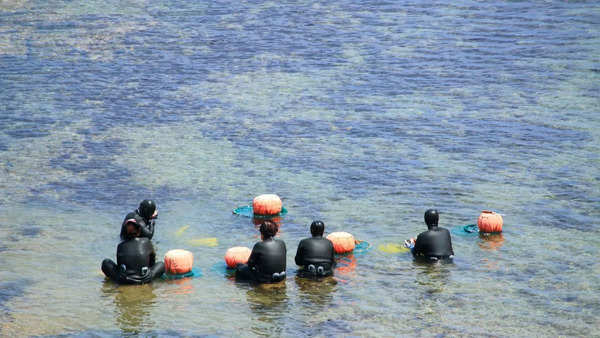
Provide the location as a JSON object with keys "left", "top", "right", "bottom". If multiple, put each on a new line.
{"left": 187, "top": 237, "right": 218, "bottom": 247}
{"left": 377, "top": 243, "right": 409, "bottom": 254}
{"left": 175, "top": 225, "right": 190, "bottom": 237}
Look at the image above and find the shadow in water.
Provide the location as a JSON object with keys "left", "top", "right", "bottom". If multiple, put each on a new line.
{"left": 101, "top": 281, "right": 157, "bottom": 334}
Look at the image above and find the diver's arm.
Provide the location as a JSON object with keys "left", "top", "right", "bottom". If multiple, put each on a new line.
{"left": 295, "top": 241, "right": 305, "bottom": 266}
{"left": 119, "top": 224, "right": 127, "bottom": 241}
{"left": 445, "top": 228, "right": 454, "bottom": 256}
{"left": 412, "top": 235, "right": 424, "bottom": 256}
{"left": 139, "top": 220, "right": 155, "bottom": 239}
{"left": 149, "top": 250, "right": 156, "bottom": 267}
{"left": 150, "top": 262, "right": 165, "bottom": 279}
{"left": 330, "top": 242, "right": 336, "bottom": 267}
{"left": 247, "top": 244, "right": 259, "bottom": 268}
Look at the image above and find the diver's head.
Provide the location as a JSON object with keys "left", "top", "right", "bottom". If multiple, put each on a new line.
{"left": 259, "top": 220, "right": 278, "bottom": 240}
{"left": 122, "top": 212, "right": 141, "bottom": 240}
{"left": 424, "top": 209, "right": 439, "bottom": 229}
{"left": 137, "top": 199, "right": 157, "bottom": 220}
{"left": 310, "top": 220, "right": 325, "bottom": 237}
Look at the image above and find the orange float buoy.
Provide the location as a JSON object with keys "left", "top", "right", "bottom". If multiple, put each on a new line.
{"left": 252, "top": 194, "right": 282, "bottom": 216}
{"left": 225, "top": 246, "right": 252, "bottom": 268}
{"left": 326, "top": 232, "right": 356, "bottom": 254}
{"left": 478, "top": 210, "right": 503, "bottom": 233}
{"left": 164, "top": 249, "right": 194, "bottom": 275}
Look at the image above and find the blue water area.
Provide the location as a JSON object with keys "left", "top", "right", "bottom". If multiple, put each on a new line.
{"left": 0, "top": 280, "right": 32, "bottom": 313}
{"left": 0, "top": 0, "right": 598, "bottom": 336}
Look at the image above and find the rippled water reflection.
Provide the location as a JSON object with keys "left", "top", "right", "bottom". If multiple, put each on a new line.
{"left": 1, "top": 0, "right": 599, "bottom": 336}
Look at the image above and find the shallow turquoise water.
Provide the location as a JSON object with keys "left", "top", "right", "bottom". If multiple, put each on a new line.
{"left": 0, "top": 0, "right": 599, "bottom": 336}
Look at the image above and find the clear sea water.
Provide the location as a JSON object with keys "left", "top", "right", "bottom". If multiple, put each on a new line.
{"left": 1, "top": 0, "right": 599, "bottom": 336}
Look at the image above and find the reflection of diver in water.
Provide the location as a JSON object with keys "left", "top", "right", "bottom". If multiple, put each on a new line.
{"left": 412, "top": 260, "right": 454, "bottom": 322}
{"left": 246, "top": 282, "right": 288, "bottom": 309}
{"left": 102, "top": 283, "right": 157, "bottom": 334}
{"left": 295, "top": 275, "right": 337, "bottom": 306}
{"left": 295, "top": 221, "right": 336, "bottom": 278}
{"left": 102, "top": 213, "right": 165, "bottom": 284}
{"left": 245, "top": 282, "right": 289, "bottom": 334}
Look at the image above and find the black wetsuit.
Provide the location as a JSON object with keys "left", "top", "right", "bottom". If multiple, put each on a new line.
{"left": 102, "top": 237, "right": 165, "bottom": 284}
{"left": 236, "top": 238, "right": 287, "bottom": 283}
{"left": 412, "top": 226, "right": 454, "bottom": 261}
{"left": 295, "top": 236, "right": 336, "bottom": 277}
{"left": 119, "top": 213, "right": 154, "bottom": 240}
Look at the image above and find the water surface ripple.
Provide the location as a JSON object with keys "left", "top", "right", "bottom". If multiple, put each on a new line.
{"left": 0, "top": 0, "right": 599, "bottom": 336}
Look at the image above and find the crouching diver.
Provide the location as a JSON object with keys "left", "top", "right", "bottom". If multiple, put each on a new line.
{"left": 102, "top": 213, "right": 165, "bottom": 284}
{"left": 405, "top": 209, "right": 454, "bottom": 261}
{"left": 236, "top": 220, "right": 287, "bottom": 283}
{"left": 295, "top": 220, "right": 335, "bottom": 277}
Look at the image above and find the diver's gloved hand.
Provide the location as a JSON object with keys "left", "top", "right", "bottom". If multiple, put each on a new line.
{"left": 404, "top": 238, "right": 415, "bottom": 249}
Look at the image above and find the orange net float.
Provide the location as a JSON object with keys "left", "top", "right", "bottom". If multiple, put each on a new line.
{"left": 224, "top": 246, "right": 252, "bottom": 268}
{"left": 477, "top": 210, "right": 503, "bottom": 233}
{"left": 252, "top": 194, "right": 282, "bottom": 216}
{"left": 326, "top": 232, "right": 356, "bottom": 254}
{"left": 164, "top": 249, "right": 194, "bottom": 275}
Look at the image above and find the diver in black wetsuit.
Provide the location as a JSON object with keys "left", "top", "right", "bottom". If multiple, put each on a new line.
{"left": 120, "top": 200, "right": 158, "bottom": 240}
{"left": 102, "top": 213, "right": 165, "bottom": 284}
{"left": 295, "top": 220, "right": 336, "bottom": 277}
{"left": 405, "top": 209, "right": 454, "bottom": 261}
{"left": 236, "top": 220, "right": 287, "bottom": 283}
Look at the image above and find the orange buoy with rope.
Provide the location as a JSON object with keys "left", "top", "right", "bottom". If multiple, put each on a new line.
{"left": 252, "top": 194, "right": 282, "bottom": 216}
{"left": 478, "top": 210, "right": 503, "bottom": 233}
{"left": 164, "top": 249, "right": 194, "bottom": 275}
{"left": 326, "top": 232, "right": 356, "bottom": 254}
